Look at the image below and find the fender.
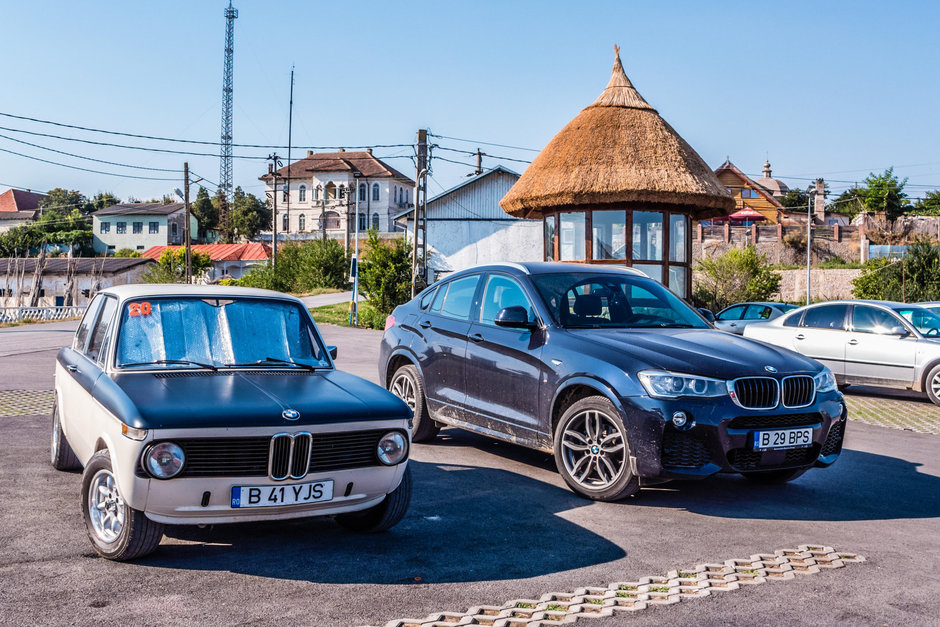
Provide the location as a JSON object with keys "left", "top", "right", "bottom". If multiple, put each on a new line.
{"left": 915, "top": 357, "right": 940, "bottom": 393}
{"left": 551, "top": 375, "right": 630, "bottom": 422}
{"left": 384, "top": 346, "right": 425, "bottom": 387}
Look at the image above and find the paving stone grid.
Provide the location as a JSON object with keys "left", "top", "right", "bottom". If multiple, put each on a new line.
{"left": 372, "top": 546, "right": 865, "bottom": 627}
{"left": 3, "top": 388, "right": 939, "bottom": 434}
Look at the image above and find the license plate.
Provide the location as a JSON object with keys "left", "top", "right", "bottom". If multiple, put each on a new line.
{"left": 752, "top": 427, "right": 813, "bottom": 451}
{"left": 231, "top": 480, "right": 334, "bottom": 508}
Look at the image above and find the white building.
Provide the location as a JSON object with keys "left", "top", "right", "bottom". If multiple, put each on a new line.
{"left": 259, "top": 149, "right": 415, "bottom": 240}
{"left": 92, "top": 203, "right": 199, "bottom": 255}
{"left": 394, "top": 166, "right": 542, "bottom": 282}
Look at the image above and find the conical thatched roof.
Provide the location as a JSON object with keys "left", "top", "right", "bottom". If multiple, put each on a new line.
{"left": 500, "top": 47, "right": 734, "bottom": 219}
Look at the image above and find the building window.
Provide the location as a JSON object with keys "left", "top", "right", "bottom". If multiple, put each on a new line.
{"left": 339, "top": 184, "right": 347, "bottom": 199}
{"left": 632, "top": 211, "right": 663, "bottom": 261}
{"left": 358, "top": 212, "right": 367, "bottom": 231}
{"left": 171, "top": 223, "right": 178, "bottom": 239}
{"left": 372, "top": 212, "right": 379, "bottom": 230}
{"left": 742, "top": 188, "right": 761, "bottom": 198}
{"left": 592, "top": 210, "right": 626, "bottom": 260}
{"left": 325, "top": 182, "right": 336, "bottom": 200}
{"left": 372, "top": 183, "right": 380, "bottom": 201}
{"left": 359, "top": 183, "right": 366, "bottom": 202}
{"left": 282, "top": 213, "right": 289, "bottom": 232}
{"left": 299, "top": 185, "right": 306, "bottom": 202}
{"left": 149, "top": 222, "right": 159, "bottom": 234}
{"left": 299, "top": 214, "right": 306, "bottom": 231}
{"left": 116, "top": 222, "right": 126, "bottom": 234}
{"left": 133, "top": 222, "right": 143, "bottom": 234}
{"left": 136, "top": 246, "right": 144, "bottom": 251}
{"left": 313, "top": 185, "right": 321, "bottom": 200}
{"left": 324, "top": 211, "right": 340, "bottom": 230}
{"left": 559, "top": 212, "right": 585, "bottom": 261}
{"left": 99, "top": 222, "right": 110, "bottom": 234}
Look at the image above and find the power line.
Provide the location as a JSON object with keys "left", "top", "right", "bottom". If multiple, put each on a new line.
{"left": 0, "top": 147, "right": 179, "bottom": 181}
{"left": 0, "top": 133, "right": 180, "bottom": 172}
{"left": 428, "top": 132, "right": 539, "bottom": 153}
{"left": 434, "top": 144, "right": 533, "bottom": 164}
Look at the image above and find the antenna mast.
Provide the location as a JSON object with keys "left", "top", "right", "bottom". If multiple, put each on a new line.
{"left": 219, "top": 1, "right": 238, "bottom": 232}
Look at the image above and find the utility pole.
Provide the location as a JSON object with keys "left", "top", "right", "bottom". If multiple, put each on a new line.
{"left": 184, "top": 162, "right": 192, "bottom": 284}
{"left": 411, "top": 129, "right": 428, "bottom": 298}
{"left": 806, "top": 188, "right": 815, "bottom": 306}
{"left": 268, "top": 153, "right": 281, "bottom": 268}
{"left": 286, "top": 67, "right": 294, "bottom": 237}
{"left": 474, "top": 148, "right": 483, "bottom": 176}
{"left": 350, "top": 171, "right": 362, "bottom": 325}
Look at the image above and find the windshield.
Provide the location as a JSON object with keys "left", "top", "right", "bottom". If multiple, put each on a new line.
{"left": 115, "top": 297, "right": 329, "bottom": 369}
{"left": 530, "top": 272, "right": 709, "bottom": 329}
{"left": 894, "top": 306, "right": 940, "bottom": 336}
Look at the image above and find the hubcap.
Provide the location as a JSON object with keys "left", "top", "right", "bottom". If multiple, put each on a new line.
{"left": 391, "top": 374, "right": 416, "bottom": 411}
{"left": 932, "top": 373, "right": 940, "bottom": 398}
{"left": 88, "top": 469, "right": 125, "bottom": 543}
{"left": 560, "top": 410, "right": 627, "bottom": 490}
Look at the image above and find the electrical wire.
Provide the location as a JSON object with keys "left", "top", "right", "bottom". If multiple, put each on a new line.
{"left": 0, "top": 133, "right": 181, "bottom": 172}
{"left": 0, "top": 147, "right": 179, "bottom": 181}
{"left": 433, "top": 144, "right": 533, "bottom": 164}
{"left": 428, "top": 132, "right": 539, "bottom": 153}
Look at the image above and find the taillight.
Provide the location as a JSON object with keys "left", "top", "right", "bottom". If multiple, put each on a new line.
{"left": 384, "top": 314, "right": 396, "bottom": 331}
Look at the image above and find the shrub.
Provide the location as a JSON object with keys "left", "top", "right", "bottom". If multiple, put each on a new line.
{"left": 359, "top": 230, "right": 414, "bottom": 317}
{"left": 113, "top": 248, "right": 141, "bottom": 258}
{"left": 852, "top": 237, "right": 940, "bottom": 301}
{"left": 692, "top": 245, "right": 781, "bottom": 312}
{"left": 140, "top": 249, "right": 212, "bottom": 283}
{"left": 236, "top": 240, "right": 349, "bottom": 293}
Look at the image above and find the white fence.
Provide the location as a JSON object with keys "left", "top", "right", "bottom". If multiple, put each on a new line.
{"left": 0, "top": 306, "right": 86, "bottom": 323}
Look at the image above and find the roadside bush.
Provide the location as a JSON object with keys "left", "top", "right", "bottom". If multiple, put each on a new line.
{"left": 852, "top": 237, "right": 940, "bottom": 301}
{"left": 237, "top": 240, "right": 349, "bottom": 293}
{"left": 692, "top": 245, "right": 781, "bottom": 312}
{"left": 359, "top": 230, "right": 413, "bottom": 317}
{"left": 140, "top": 249, "right": 212, "bottom": 283}
{"left": 113, "top": 248, "right": 141, "bottom": 258}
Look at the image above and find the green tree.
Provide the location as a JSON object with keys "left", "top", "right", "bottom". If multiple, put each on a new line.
{"left": 39, "top": 188, "right": 88, "bottom": 216}
{"left": 0, "top": 208, "right": 93, "bottom": 256}
{"left": 229, "top": 186, "right": 270, "bottom": 241}
{"left": 856, "top": 168, "right": 911, "bottom": 220}
{"left": 113, "top": 248, "right": 141, "bottom": 258}
{"left": 852, "top": 237, "right": 940, "bottom": 301}
{"left": 359, "top": 230, "right": 413, "bottom": 317}
{"left": 692, "top": 245, "right": 781, "bottom": 312}
{"left": 778, "top": 187, "right": 809, "bottom": 209}
{"left": 190, "top": 187, "right": 218, "bottom": 241}
{"left": 912, "top": 190, "right": 940, "bottom": 216}
{"left": 827, "top": 188, "right": 865, "bottom": 220}
{"left": 140, "top": 249, "right": 212, "bottom": 283}
{"left": 88, "top": 192, "right": 120, "bottom": 213}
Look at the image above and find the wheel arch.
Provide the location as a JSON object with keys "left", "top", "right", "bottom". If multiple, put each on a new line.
{"left": 550, "top": 376, "right": 627, "bottom": 439}
{"left": 917, "top": 358, "right": 940, "bottom": 393}
{"left": 384, "top": 348, "right": 422, "bottom": 389}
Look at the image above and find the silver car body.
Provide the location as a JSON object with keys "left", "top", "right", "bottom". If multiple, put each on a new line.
{"left": 744, "top": 299, "right": 940, "bottom": 392}
{"left": 712, "top": 302, "right": 798, "bottom": 335}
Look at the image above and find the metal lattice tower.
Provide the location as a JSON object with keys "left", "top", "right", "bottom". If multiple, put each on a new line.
{"left": 219, "top": 1, "right": 238, "bottom": 222}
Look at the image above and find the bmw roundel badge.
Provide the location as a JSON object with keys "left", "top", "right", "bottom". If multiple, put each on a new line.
{"left": 282, "top": 409, "right": 300, "bottom": 421}
{"left": 764, "top": 365, "right": 777, "bottom": 373}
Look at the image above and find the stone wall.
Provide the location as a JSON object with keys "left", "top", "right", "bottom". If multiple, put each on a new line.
{"left": 693, "top": 224, "right": 861, "bottom": 265}
{"left": 774, "top": 268, "right": 862, "bottom": 303}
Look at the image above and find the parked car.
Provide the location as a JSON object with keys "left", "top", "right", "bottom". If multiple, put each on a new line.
{"left": 712, "top": 302, "right": 798, "bottom": 335}
{"left": 745, "top": 299, "right": 940, "bottom": 405}
{"left": 53, "top": 285, "right": 412, "bottom": 561}
{"left": 918, "top": 301, "right": 940, "bottom": 317}
{"left": 379, "top": 262, "right": 846, "bottom": 502}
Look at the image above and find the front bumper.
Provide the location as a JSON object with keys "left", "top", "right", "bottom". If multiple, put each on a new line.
{"left": 620, "top": 391, "right": 847, "bottom": 483}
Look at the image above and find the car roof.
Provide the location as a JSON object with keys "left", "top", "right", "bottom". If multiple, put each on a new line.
{"left": 442, "top": 261, "right": 646, "bottom": 280}
{"left": 798, "top": 299, "right": 920, "bottom": 309}
{"left": 99, "top": 283, "right": 301, "bottom": 304}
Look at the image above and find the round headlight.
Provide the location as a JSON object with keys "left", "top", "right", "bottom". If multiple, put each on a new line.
{"left": 145, "top": 442, "right": 185, "bottom": 479}
{"left": 377, "top": 431, "right": 408, "bottom": 466}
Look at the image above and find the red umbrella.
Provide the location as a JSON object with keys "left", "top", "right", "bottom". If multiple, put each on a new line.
{"left": 728, "top": 206, "right": 767, "bottom": 221}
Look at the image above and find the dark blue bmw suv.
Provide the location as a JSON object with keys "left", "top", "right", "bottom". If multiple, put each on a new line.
{"left": 379, "top": 262, "right": 846, "bottom": 501}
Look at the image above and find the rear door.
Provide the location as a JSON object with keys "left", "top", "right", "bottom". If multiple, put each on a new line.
{"left": 791, "top": 304, "right": 849, "bottom": 375}
{"left": 844, "top": 304, "right": 917, "bottom": 387}
{"left": 714, "top": 304, "right": 746, "bottom": 333}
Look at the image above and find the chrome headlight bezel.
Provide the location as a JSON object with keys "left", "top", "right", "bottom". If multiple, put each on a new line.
{"left": 637, "top": 370, "right": 727, "bottom": 399}
{"left": 143, "top": 441, "right": 185, "bottom": 479}
{"left": 376, "top": 431, "right": 408, "bottom": 466}
{"left": 814, "top": 367, "right": 837, "bottom": 393}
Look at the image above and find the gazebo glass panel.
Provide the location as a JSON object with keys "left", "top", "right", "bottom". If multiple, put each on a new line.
{"left": 633, "top": 211, "right": 662, "bottom": 260}
{"left": 633, "top": 263, "right": 662, "bottom": 282}
{"left": 669, "top": 214, "right": 688, "bottom": 262}
{"left": 543, "top": 215, "right": 556, "bottom": 261}
{"left": 592, "top": 210, "right": 626, "bottom": 260}
{"left": 559, "top": 212, "right": 585, "bottom": 261}
{"left": 668, "top": 266, "right": 688, "bottom": 297}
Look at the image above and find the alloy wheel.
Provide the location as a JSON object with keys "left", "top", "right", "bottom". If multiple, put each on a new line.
{"left": 88, "top": 469, "right": 125, "bottom": 544}
{"left": 560, "top": 409, "right": 627, "bottom": 490}
{"left": 391, "top": 374, "right": 416, "bottom": 412}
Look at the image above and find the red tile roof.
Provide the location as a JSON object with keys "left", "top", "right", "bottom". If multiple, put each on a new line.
{"left": 259, "top": 150, "right": 414, "bottom": 184}
{"left": 142, "top": 243, "right": 272, "bottom": 262}
{"left": 0, "top": 189, "right": 46, "bottom": 215}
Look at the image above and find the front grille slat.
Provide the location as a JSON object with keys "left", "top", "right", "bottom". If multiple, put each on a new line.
{"left": 782, "top": 375, "right": 815, "bottom": 407}
{"left": 732, "top": 377, "right": 779, "bottom": 409}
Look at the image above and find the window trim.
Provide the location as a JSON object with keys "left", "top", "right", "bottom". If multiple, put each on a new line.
{"left": 478, "top": 272, "right": 543, "bottom": 328}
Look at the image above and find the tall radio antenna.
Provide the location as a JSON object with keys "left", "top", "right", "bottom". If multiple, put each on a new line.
{"left": 219, "top": 0, "right": 238, "bottom": 231}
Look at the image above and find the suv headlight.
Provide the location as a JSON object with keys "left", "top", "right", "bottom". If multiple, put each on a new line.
{"left": 637, "top": 370, "right": 727, "bottom": 399}
{"left": 144, "top": 442, "right": 185, "bottom": 479}
{"left": 814, "top": 367, "right": 837, "bottom": 393}
{"left": 377, "top": 431, "right": 408, "bottom": 465}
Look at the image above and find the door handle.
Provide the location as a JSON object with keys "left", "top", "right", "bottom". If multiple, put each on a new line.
{"left": 468, "top": 333, "right": 484, "bottom": 343}
{"left": 795, "top": 334, "right": 805, "bottom": 340}
{"left": 729, "top": 323, "right": 737, "bottom": 327}
{"left": 419, "top": 320, "right": 432, "bottom": 329}
{"left": 848, "top": 339, "right": 858, "bottom": 345}
{"left": 66, "top": 365, "right": 79, "bottom": 373}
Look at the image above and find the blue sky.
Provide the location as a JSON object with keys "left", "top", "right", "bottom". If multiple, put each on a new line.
{"left": 1, "top": 0, "right": 938, "bottom": 204}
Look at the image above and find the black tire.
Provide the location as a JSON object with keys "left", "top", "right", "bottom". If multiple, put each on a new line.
{"left": 80, "top": 450, "right": 164, "bottom": 561}
{"left": 50, "top": 400, "right": 81, "bottom": 471}
{"left": 389, "top": 364, "right": 439, "bottom": 443}
{"left": 553, "top": 396, "right": 640, "bottom": 501}
{"left": 742, "top": 467, "right": 808, "bottom": 483}
{"left": 335, "top": 466, "right": 412, "bottom": 532}
{"left": 925, "top": 363, "right": 940, "bottom": 406}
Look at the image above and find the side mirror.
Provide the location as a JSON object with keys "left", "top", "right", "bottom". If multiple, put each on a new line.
{"left": 698, "top": 308, "right": 716, "bottom": 323}
{"left": 327, "top": 345, "right": 338, "bottom": 359}
{"left": 494, "top": 306, "right": 535, "bottom": 330}
{"left": 888, "top": 326, "right": 909, "bottom": 337}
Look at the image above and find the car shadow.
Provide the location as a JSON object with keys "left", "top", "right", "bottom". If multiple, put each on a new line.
{"left": 148, "top": 459, "right": 625, "bottom": 583}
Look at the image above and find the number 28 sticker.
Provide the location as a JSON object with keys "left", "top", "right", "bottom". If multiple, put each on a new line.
{"left": 128, "top": 301, "right": 152, "bottom": 317}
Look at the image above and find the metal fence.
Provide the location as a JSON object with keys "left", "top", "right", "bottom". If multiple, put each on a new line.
{"left": 868, "top": 244, "right": 908, "bottom": 260}
{"left": 0, "top": 306, "right": 86, "bottom": 323}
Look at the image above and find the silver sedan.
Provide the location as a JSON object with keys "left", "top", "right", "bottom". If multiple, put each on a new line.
{"left": 744, "top": 300, "right": 940, "bottom": 405}
{"left": 712, "top": 302, "right": 798, "bottom": 335}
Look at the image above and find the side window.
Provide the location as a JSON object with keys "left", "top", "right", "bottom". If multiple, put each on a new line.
{"left": 743, "top": 305, "right": 773, "bottom": 320}
{"left": 717, "top": 305, "right": 746, "bottom": 321}
{"left": 419, "top": 286, "right": 437, "bottom": 310}
{"left": 802, "top": 305, "right": 848, "bottom": 330}
{"left": 73, "top": 296, "right": 104, "bottom": 352}
{"left": 853, "top": 306, "right": 902, "bottom": 334}
{"left": 480, "top": 275, "right": 534, "bottom": 326}
{"left": 783, "top": 311, "right": 803, "bottom": 327}
{"left": 430, "top": 283, "right": 448, "bottom": 313}
{"left": 86, "top": 297, "right": 118, "bottom": 363}
{"left": 439, "top": 275, "right": 481, "bottom": 320}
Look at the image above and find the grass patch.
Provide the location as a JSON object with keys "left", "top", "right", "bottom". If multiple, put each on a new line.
{"left": 309, "top": 301, "right": 385, "bottom": 330}
{"left": 545, "top": 604, "right": 566, "bottom": 612}
{"left": 649, "top": 586, "right": 671, "bottom": 593}
{"left": 739, "top": 569, "right": 759, "bottom": 575}
{"left": 616, "top": 591, "right": 636, "bottom": 598}
{"left": 618, "top": 585, "right": 638, "bottom": 591}
{"left": 586, "top": 599, "right": 604, "bottom": 605}
{"left": 291, "top": 287, "right": 343, "bottom": 297}
{"left": 676, "top": 571, "right": 696, "bottom": 578}
{"left": 514, "top": 602, "right": 536, "bottom": 609}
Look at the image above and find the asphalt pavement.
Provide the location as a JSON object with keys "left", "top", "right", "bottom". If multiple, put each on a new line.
{"left": 0, "top": 321, "right": 937, "bottom": 626}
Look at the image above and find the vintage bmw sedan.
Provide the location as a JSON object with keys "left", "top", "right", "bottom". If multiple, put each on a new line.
{"left": 53, "top": 285, "right": 412, "bottom": 561}
{"left": 379, "top": 263, "right": 846, "bottom": 502}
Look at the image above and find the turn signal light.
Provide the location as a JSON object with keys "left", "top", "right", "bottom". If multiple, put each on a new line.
{"left": 384, "top": 315, "right": 396, "bottom": 331}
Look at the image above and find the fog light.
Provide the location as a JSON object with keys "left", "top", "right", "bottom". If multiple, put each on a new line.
{"left": 671, "top": 411, "right": 693, "bottom": 430}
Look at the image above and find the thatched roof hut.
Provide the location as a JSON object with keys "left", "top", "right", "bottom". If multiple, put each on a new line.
{"left": 500, "top": 47, "right": 733, "bottom": 219}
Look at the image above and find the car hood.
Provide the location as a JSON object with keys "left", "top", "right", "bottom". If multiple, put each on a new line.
{"left": 567, "top": 328, "right": 822, "bottom": 379}
{"left": 103, "top": 369, "right": 410, "bottom": 430}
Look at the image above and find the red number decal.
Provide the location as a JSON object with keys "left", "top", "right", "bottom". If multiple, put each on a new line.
{"left": 129, "top": 303, "right": 140, "bottom": 317}
{"left": 140, "top": 301, "right": 151, "bottom": 315}
{"left": 128, "top": 302, "right": 152, "bottom": 317}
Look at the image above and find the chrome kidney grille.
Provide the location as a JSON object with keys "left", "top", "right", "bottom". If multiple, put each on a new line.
{"left": 268, "top": 432, "right": 313, "bottom": 481}
{"left": 731, "top": 377, "right": 780, "bottom": 409}
{"left": 782, "top": 375, "right": 815, "bottom": 408}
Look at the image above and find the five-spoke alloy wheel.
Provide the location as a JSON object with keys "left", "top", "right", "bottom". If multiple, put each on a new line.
{"left": 389, "top": 364, "right": 440, "bottom": 442}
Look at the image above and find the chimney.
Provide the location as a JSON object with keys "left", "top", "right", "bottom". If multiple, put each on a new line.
{"left": 814, "top": 178, "right": 826, "bottom": 222}
{"left": 366, "top": 148, "right": 373, "bottom": 155}
{"left": 307, "top": 150, "right": 313, "bottom": 157}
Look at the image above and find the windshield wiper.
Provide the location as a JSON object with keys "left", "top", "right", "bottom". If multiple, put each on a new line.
{"left": 119, "top": 359, "right": 217, "bottom": 371}
{"left": 226, "top": 357, "right": 319, "bottom": 371}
